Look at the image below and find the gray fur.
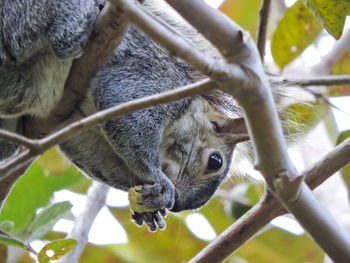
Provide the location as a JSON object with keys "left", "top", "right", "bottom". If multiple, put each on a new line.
{"left": 0, "top": 0, "right": 105, "bottom": 160}
{"left": 60, "top": 2, "right": 244, "bottom": 230}
{"left": 0, "top": 0, "right": 104, "bottom": 117}
{"left": 0, "top": 118, "right": 20, "bottom": 161}
{"left": 0, "top": 0, "right": 245, "bottom": 230}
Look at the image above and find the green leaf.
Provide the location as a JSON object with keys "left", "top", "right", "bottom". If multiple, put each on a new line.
{"left": 0, "top": 235, "right": 26, "bottom": 250}
{"left": 223, "top": 184, "right": 263, "bottom": 220}
{"left": 337, "top": 129, "right": 350, "bottom": 144}
{"left": 303, "top": 0, "right": 350, "bottom": 39}
{"left": 246, "top": 184, "right": 264, "bottom": 205}
{"left": 0, "top": 221, "right": 15, "bottom": 232}
{"left": 0, "top": 163, "right": 84, "bottom": 233}
{"left": 37, "top": 239, "right": 77, "bottom": 263}
{"left": 329, "top": 49, "right": 350, "bottom": 96}
{"left": 271, "top": 0, "right": 322, "bottom": 68}
{"left": 25, "top": 201, "right": 73, "bottom": 242}
{"left": 229, "top": 201, "right": 251, "bottom": 220}
{"left": 219, "top": 0, "right": 261, "bottom": 40}
{"left": 280, "top": 101, "right": 329, "bottom": 134}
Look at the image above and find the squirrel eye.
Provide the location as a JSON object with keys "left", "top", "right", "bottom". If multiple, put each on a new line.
{"left": 205, "top": 152, "right": 223, "bottom": 173}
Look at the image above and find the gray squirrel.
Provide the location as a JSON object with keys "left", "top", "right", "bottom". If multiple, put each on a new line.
{"left": 0, "top": 0, "right": 249, "bottom": 231}
{"left": 59, "top": 1, "right": 250, "bottom": 231}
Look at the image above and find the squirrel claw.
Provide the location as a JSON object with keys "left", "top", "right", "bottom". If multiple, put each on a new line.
{"left": 131, "top": 210, "right": 167, "bottom": 231}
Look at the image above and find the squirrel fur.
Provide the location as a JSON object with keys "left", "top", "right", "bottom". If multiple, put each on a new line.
{"left": 0, "top": 0, "right": 249, "bottom": 231}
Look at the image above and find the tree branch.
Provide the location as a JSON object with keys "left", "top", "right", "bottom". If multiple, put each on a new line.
{"left": 156, "top": 0, "right": 350, "bottom": 261}
{"left": 269, "top": 74, "right": 350, "bottom": 87}
{"left": 113, "top": 0, "right": 247, "bottom": 84}
{"left": 0, "top": 0, "right": 135, "bottom": 206}
{"left": 215, "top": 189, "right": 250, "bottom": 206}
{"left": 189, "top": 137, "right": 350, "bottom": 263}
{"left": 313, "top": 29, "right": 350, "bottom": 75}
{"left": 257, "top": 0, "right": 271, "bottom": 61}
{"left": 0, "top": 80, "right": 217, "bottom": 183}
{"left": 1, "top": 0, "right": 349, "bottom": 261}
{"left": 24, "top": 0, "right": 133, "bottom": 139}
{"left": 58, "top": 182, "right": 109, "bottom": 263}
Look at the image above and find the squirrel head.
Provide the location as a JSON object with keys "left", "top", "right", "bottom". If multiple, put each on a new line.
{"left": 160, "top": 92, "right": 249, "bottom": 212}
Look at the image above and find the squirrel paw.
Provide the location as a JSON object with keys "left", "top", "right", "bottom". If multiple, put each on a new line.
{"left": 131, "top": 209, "right": 168, "bottom": 232}
{"left": 128, "top": 180, "right": 175, "bottom": 231}
{"left": 129, "top": 179, "right": 175, "bottom": 211}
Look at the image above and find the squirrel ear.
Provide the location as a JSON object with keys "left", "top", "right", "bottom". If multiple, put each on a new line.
{"left": 215, "top": 117, "right": 248, "bottom": 134}
{"left": 211, "top": 117, "right": 250, "bottom": 145}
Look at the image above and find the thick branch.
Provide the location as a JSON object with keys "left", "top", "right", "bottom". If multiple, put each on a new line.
{"left": 0, "top": 0, "right": 133, "bottom": 204}
{"left": 24, "top": 1, "right": 133, "bottom": 139}
{"left": 257, "top": 0, "right": 271, "bottom": 61}
{"left": 190, "top": 137, "right": 350, "bottom": 263}
{"left": 114, "top": 0, "right": 246, "bottom": 84}
{"left": 165, "top": 0, "right": 250, "bottom": 62}
{"left": 158, "top": 0, "right": 350, "bottom": 261}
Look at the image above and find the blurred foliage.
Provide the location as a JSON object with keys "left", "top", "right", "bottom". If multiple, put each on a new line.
{"left": 25, "top": 201, "right": 73, "bottom": 242}
{"left": 330, "top": 49, "right": 350, "bottom": 96}
{"left": 0, "top": 149, "right": 84, "bottom": 234}
{"left": 219, "top": 0, "right": 262, "bottom": 40}
{"left": 235, "top": 228, "right": 323, "bottom": 263}
{"left": 303, "top": 0, "right": 349, "bottom": 39}
{"left": 223, "top": 183, "right": 263, "bottom": 220}
{"left": 280, "top": 101, "right": 329, "bottom": 135}
{"left": 0, "top": 149, "right": 84, "bottom": 262}
{"left": 37, "top": 239, "right": 77, "bottom": 263}
{"left": 271, "top": 0, "right": 322, "bottom": 68}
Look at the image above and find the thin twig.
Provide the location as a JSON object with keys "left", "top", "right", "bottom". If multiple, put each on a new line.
{"left": 215, "top": 189, "right": 250, "bottom": 206}
{"left": 0, "top": 80, "right": 218, "bottom": 182}
{"left": 0, "top": 129, "right": 38, "bottom": 150}
{"left": 58, "top": 182, "right": 109, "bottom": 263}
{"left": 313, "top": 29, "right": 350, "bottom": 75}
{"left": 0, "top": 149, "right": 32, "bottom": 176}
{"left": 257, "top": 0, "right": 271, "bottom": 62}
{"left": 269, "top": 74, "right": 350, "bottom": 87}
{"left": 0, "top": 229, "right": 37, "bottom": 255}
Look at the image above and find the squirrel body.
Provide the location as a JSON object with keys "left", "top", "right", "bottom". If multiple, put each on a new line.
{"left": 0, "top": 0, "right": 248, "bottom": 230}
{"left": 60, "top": 2, "right": 248, "bottom": 230}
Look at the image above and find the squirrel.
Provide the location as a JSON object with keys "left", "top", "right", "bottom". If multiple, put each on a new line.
{"left": 59, "top": 0, "right": 250, "bottom": 231}
{"left": 0, "top": 0, "right": 250, "bottom": 231}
